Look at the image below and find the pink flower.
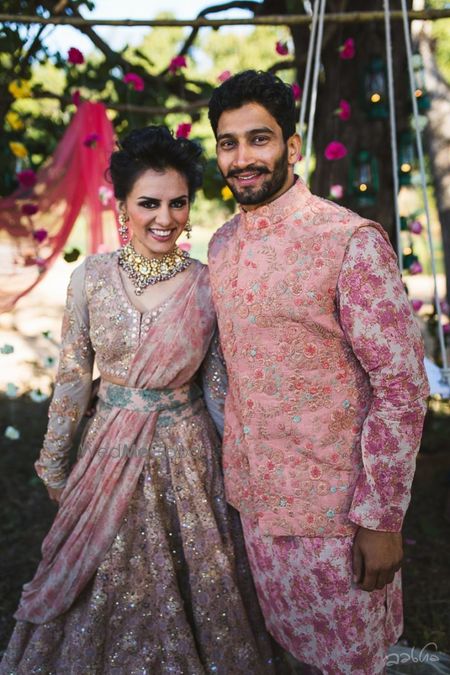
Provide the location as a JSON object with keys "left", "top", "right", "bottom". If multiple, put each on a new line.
{"left": 17, "top": 169, "right": 36, "bottom": 188}
{"left": 21, "top": 203, "right": 38, "bottom": 216}
{"left": 179, "top": 242, "right": 192, "bottom": 252}
{"left": 440, "top": 300, "right": 450, "bottom": 315}
{"left": 324, "top": 141, "right": 348, "bottom": 161}
{"left": 217, "top": 70, "right": 231, "bottom": 82}
{"left": 176, "top": 123, "right": 192, "bottom": 139}
{"left": 275, "top": 40, "right": 289, "bottom": 56}
{"left": 337, "top": 99, "right": 351, "bottom": 120}
{"left": 409, "top": 260, "right": 423, "bottom": 275}
{"left": 72, "top": 90, "right": 81, "bottom": 106}
{"left": 330, "top": 184, "right": 344, "bottom": 199}
{"left": 443, "top": 324, "right": 450, "bottom": 335}
{"left": 339, "top": 38, "right": 355, "bottom": 60}
{"left": 292, "top": 83, "right": 302, "bottom": 101}
{"left": 411, "top": 299, "right": 423, "bottom": 312}
{"left": 408, "top": 220, "right": 423, "bottom": 235}
{"left": 123, "top": 72, "right": 144, "bottom": 91}
{"left": 168, "top": 55, "right": 187, "bottom": 74}
{"left": 68, "top": 47, "right": 84, "bottom": 65}
{"left": 33, "top": 228, "right": 48, "bottom": 243}
{"left": 83, "top": 132, "right": 101, "bottom": 148}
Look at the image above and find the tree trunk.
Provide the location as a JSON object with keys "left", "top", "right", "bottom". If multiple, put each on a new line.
{"left": 289, "top": 0, "right": 413, "bottom": 245}
{"left": 419, "top": 33, "right": 450, "bottom": 306}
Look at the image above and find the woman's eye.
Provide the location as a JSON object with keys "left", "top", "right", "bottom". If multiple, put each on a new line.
{"left": 138, "top": 200, "right": 158, "bottom": 209}
{"left": 171, "top": 199, "right": 188, "bottom": 209}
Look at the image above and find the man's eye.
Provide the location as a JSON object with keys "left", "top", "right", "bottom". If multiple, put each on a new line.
{"left": 253, "top": 136, "right": 269, "bottom": 144}
{"left": 219, "top": 140, "right": 235, "bottom": 149}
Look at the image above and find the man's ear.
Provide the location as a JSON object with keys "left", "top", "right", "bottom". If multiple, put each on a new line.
{"left": 287, "top": 133, "right": 302, "bottom": 165}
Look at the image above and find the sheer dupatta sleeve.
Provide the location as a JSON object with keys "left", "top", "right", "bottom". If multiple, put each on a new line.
{"left": 201, "top": 329, "right": 228, "bottom": 438}
{"left": 35, "top": 261, "right": 95, "bottom": 489}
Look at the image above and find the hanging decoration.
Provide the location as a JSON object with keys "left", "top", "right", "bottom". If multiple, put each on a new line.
{"left": 362, "top": 56, "right": 388, "bottom": 119}
{"left": 348, "top": 150, "right": 380, "bottom": 207}
{"left": 412, "top": 53, "right": 431, "bottom": 113}
{"left": 398, "top": 130, "right": 417, "bottom": 185}
{"left": 0, "top": 102, "right": 119, "bottom": 314}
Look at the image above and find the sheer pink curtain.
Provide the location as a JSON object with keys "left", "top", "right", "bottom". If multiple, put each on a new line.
{"left": 0, "top": 102, "right": 119, "bottom": 313}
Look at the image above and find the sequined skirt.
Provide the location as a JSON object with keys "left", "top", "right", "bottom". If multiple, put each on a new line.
{"left": 0, "top": 402, "right": 276, "bottom": 675}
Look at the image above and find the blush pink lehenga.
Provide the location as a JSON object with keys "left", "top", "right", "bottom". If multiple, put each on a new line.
{"left": 0, "top": 253, "right": 276, "bottom": 675}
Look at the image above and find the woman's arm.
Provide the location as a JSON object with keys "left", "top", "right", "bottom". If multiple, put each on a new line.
{"left": 35, "top": 261, "right": 95, "bottom": 498}
{"left": 201, "top": 329, "right": 228, "bottom": 438}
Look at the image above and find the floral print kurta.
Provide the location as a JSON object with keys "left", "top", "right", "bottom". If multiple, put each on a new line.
{"left": 208, "top": 178, "right": 429, "bottom": 673}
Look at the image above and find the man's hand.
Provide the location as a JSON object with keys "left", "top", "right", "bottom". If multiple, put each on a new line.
{"left": 352, "top": 527, "right": 403, "bottom": 592}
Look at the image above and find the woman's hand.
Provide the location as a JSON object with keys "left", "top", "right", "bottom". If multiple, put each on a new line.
{"left": 47, "top": 486, "right": 64, "bottom": 504}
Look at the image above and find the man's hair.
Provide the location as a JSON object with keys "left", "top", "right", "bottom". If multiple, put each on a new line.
{"left": 208, "top": 70, "right": 297, "bottom": 142}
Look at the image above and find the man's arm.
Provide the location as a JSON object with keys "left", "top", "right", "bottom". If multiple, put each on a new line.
{"left": 337, "top": 226, "right": 429, "bottom": 591}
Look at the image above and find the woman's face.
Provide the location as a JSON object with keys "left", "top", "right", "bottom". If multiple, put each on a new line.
{"left": 123, "top": 167, "right": 190, "bottom": 259}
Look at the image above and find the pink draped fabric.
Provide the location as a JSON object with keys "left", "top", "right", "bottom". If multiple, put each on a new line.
{"left": 15, "top": 263, "right": 216, "bottom": 624}
{"left": 0, "top": 102, "right": 119, "bottom": 313}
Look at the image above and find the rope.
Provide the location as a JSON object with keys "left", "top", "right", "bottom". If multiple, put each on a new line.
{"left": 383, "top": 0, "right": 403, "bottom": 272}
{"left": 303, "top": 0, "right": 326, "bottom": 182}
{"left": 400, "top": 0, "right": 449, "bottom": 381}
{"left": 298, "top": 0, "right": 320, "bottom": 137}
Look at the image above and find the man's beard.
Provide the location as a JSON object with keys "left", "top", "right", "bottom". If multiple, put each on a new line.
{"left": 222, "top": 146, "right": 289, "bottom": 206}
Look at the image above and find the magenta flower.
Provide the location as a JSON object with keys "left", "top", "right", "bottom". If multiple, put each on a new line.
{"left": 339, "top": 38, "right": 355, "bottom": 60}
{"left": 83, "top": 132, "right": 101, "bottom": 148}
{"left": 217, "top": 70, "right": 231, "bottom": 83}
{"left": 409, "top": 260, "right": 423, "bottom": 275}
{"left": 168, "top": 55, "right": 187, "bottom": 74}
{"left": 443, "top": 324, "right": 450, "bottom": 335}
{"left": 275, "top": 40, "right": 289, "bottom": 56}
{"left": 330, "top": 184, "right": 344, "bottom": 199}
{"left": 72, "top": 90, "right": 81, "bottom": 106}
{"left": 408, "top": 220, "right": 423, "bottom": 235}
{"left": 337, "top": 99, "right": 351, "bottom": 121}
{"left": 17, "top": 169, "right": 37, "bottom": 188}
{"left": 324, "top": 141, "right": 348, "bottom": 161}
{"left": 123, "top": 72, "right": 145, "bottom": 91}
{"left": 411, "top": 299, "right": 423, "bottom": 312}
{"left": 68, "top": 47, "right": 84, "bottom": 65}
{"left": 21, "top": 203, "right": 39, "bottom": 216}
{"left": 292, "top": 83, "right": 302, "bottom": 101}
{"left": 176, "top": 123, "right": 192, "bottom": 139}
{"left": 33, "top": 228, "right": 48, "bottom": 243}
{"left": 440, "top": 300, "right": 450, "bottom": 315}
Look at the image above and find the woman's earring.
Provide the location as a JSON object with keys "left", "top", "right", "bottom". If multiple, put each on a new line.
{"left": 118, "top": 212, "right": 129, "bottom": 241}
{"left": 185, "top": 219, "right": 192, "bottom": 239}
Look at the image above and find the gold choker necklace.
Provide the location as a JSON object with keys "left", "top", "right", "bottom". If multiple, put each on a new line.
{"left": 118, "top": 242, "right": 192, "bottom": 295}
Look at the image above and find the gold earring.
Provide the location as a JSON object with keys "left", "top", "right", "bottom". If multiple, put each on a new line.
{"left": 118, "top": 212, "right": 129, "bottom": 241}
{"left": 185, "top": 219, "right": 192, "bottom": 239}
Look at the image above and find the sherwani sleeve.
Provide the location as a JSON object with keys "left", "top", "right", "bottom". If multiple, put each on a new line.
{"left": 35, "top": 262, "right": 95, "bottom": 489}
{"left": 201, "top": 329, "right": 228, "bottom": 438}
{"left": 337, "top": 226, "right": 429, "bottom": 532}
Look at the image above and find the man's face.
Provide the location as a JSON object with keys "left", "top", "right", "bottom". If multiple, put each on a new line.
{"left": 215, "top": 102, "right": 301, "bottom": 210}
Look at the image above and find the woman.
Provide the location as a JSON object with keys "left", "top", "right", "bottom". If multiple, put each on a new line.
{"left": 0, "top": 127, "right": 277, "bottom": 674}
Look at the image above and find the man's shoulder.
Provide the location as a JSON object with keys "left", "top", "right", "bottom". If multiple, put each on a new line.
{"left": 208, "top": 213, "right": 240, "bottom": 261}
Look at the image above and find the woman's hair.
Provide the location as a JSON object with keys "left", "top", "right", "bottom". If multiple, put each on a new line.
{"left": 208, "top": 70, "right": 296, "bottom": 142}
{"left": 108, "top": 125, "right": 203, "bottom": 201}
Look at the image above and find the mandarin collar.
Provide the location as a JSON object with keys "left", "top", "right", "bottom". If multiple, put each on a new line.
{"left": 239, "top": 176, "right": 313, "bottom": 231}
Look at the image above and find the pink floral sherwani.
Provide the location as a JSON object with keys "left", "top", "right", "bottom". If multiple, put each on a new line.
{"left": 208, "top": 178, "right": 429, "bottom": 674}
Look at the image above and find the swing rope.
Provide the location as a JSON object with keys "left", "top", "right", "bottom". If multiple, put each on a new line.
{"left": 400, "top": 0, "right": 449, "bottom": 383}
{"left": 303, "top": 0, "right": 326, "bottom": 181}
{"left": 298, "top": 0, "right": 320, "bottom": 137}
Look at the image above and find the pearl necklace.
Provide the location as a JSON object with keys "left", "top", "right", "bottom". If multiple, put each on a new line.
{"left": 118, "top": 242, "right": 192, "bottom": 295}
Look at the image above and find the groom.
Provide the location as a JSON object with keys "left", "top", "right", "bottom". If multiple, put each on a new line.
{"left": 207, "top": 70, "right": 429, "bottom": 674}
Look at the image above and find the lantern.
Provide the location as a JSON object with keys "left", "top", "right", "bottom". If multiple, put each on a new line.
{"left": 398, "top": 131, "right": 417, "bottom": 186}
{"left": 412, "top": 53, "right": 430, "bottom": 113}
{"left": 363, "top": 57, "right": 388, "bottom": 119}
{"left": 402, "top": 246, "right": 418, "bottom": 272}
{"left": 348, "top": 150, "right": 379, "bottom": 207}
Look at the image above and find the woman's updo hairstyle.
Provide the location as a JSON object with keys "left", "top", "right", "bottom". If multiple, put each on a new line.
{"left": 109, "top": 125, "right": 203, "bottom": 202}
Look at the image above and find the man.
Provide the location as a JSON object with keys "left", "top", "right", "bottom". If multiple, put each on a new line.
{"left": 207, "top": 70, "right": 429, "bottom": 674}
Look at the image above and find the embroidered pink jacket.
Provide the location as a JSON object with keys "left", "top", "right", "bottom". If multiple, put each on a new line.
{"left": 208, "top": 179, "right": 429, "bottom": 537}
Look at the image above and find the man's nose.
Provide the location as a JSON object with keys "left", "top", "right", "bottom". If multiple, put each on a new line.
{"left": 233, "top": 143, "right": 254, "bottom": 168}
